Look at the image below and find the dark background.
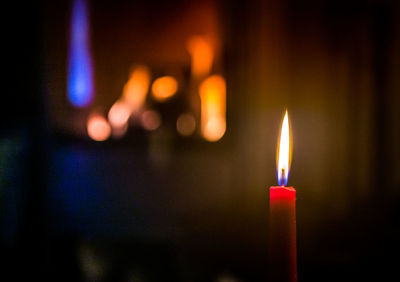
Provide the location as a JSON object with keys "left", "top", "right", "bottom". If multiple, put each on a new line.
{"left": 1, "top": 0, "right": 400, "bottom": 281}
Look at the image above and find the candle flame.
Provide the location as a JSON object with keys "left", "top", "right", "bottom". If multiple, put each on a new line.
{"left": 277, "top": 110, "right": 291, "bottom": 186}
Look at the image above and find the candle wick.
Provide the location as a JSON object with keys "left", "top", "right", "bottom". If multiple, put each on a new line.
{"left": 280, "top": 168, "right": 285, "bottom": 187}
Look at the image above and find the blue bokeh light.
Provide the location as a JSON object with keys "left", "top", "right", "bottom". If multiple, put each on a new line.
{"left": 67, "top": 0, "right": 94, "bottom": 107}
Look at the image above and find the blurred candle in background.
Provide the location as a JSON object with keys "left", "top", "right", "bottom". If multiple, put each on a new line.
{"left": 67, "top": 0, "right": 94, "bottom": 107}
{"left": 269, "top": 110, "right": 297, "bottom": 282}
{"left": 199, "top": 75, "right": 226, "bottom": 142}
{"left": 187, "top": 36, "right": 214, "bottom": 78}
{"left": 122, "top": 65, "right": 151, "bottom": 113}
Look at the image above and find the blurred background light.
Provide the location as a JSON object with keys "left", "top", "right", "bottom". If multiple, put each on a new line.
{"left": 216, "top": 273, "right": 241, "bottom": 282}
{"left": 141, "top": 110, "right": 161, "bottom": 131}
{"left": 87, "top": 114, "right": 111, "bottom": 141}
{"left": 108, "top": 99, "right": 132, "bottom": 128}
{"left": 122, "top": 65, "right": 151, "bottom": 113}
{"left": 111, "top": 123, "right": 128, "bottom": 139}
{"left": 176, "top": 113, "right": 196, "bottom": 136}
{"left": 67, "top": 0, "right": 94, "bottom": 107}
{"left": 78, "top": 243, "right": 107, "bottom": 281}
{"left": 151, "top": 76, "right": 178, "bottom": 102}
{"left": 187, "top": 36, "right": 214, "bottom": 78}
{"left": 203, "top": 116, "right": 225, "bottom": 142}
{"left": 199, "top": 75, "right": 226, "bottom": 141}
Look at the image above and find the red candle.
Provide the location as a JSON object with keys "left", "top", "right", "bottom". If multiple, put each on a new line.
{"left": 269, "top": 111, "right": 297, "bottom": 282}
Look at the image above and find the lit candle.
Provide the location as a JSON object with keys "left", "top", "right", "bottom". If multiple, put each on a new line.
{"left": 269, "top": 110, "right": 297, "bottom": 282}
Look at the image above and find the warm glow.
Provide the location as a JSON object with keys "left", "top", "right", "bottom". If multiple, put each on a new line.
{"left": 151, "top": 76, "right": 178, "bottom": 101}
{"left": 87, "top": 114, "right": 111, "bottom": 141}
{"left": 141, "top": 110, "right": 161, "bottom": 131}
{"left": 204, "top": 117, "right": 225, "bottom": 141}
{"left": 187, "top": 36, "right": 214, "bottom": 78}
{"left": 122, "top": 65, "right": 151, "bottom": 112}
{"left": 277, "top": 110, "right": 291, "bottom": 186}
{"left": 176, "top": 113, "right": 196, "bottom": 136}
{"left": 199, "top": 75, "right": 226, "bottom": 142}
{"left": 108, "top": 99, "right": 132, "bottom": 128}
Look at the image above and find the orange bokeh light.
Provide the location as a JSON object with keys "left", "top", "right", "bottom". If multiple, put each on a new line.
{"left": 199, "top": 75, "right": 226, "bottom": 142}
{"left": 187, "top": 36, "right": 214, "bottom": 78}
{"left": 122, "top": 65, "right": 151, "bottom": 112}
{"left": 87, "top": 114, "right": 111, "bottom": 141}
{"left": 151, "top": 76, "right": 178, "bottom": 102}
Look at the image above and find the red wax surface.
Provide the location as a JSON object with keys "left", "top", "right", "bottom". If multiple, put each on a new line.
{"left": 269, "top": 186, "right": 297, "bottom": 282}
{"left": 270, "top": 186, "right": 296, "bottom": 200}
